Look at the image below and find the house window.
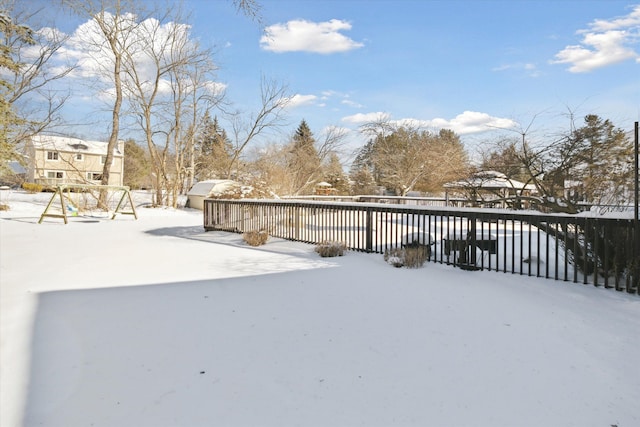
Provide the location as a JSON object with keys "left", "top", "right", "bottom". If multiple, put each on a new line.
{"left": 101, "top": 156, "right": 107, "bottom": 164}
{"left": 87, "top": 172, "right": 102, "bottom": 181}
{"left": 47, "top": 151, "right": 59, "bottom": 161}
{"left": 75, "top": 153, "right": 84, "bottom": 161}
{"left": 46, "top": 171, "right": 64, "bottom": 179}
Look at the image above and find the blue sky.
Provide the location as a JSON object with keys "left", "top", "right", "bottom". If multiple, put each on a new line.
{"left": 18, "top": 0, "right": 640, "bottom": 161}
{"left": 187, "top": 1, "right": 639, "bottom": 136}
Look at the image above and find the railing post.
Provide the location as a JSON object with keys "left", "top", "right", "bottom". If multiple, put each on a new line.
{"left": 468, "top": 216, "right": 477, "bottom": 266}
{"left": 633, "top": 121, "right": 639, "bottom": 293}
{"left": 366, "top": 209, "right": 373, "bottom": 252}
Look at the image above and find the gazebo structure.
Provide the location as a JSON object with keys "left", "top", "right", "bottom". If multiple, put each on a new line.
{"left": 315, "top": 181, "right": 337, "bottom": 196}
{"left": 444, "top": 171, "right": 537, "bottom": 209}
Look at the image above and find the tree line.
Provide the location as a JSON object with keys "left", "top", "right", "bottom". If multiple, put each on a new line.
{"left": 1, "top": 0, "right": 635, "bottom": 212}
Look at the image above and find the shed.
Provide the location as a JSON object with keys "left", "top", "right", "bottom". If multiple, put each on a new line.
{"left": 186, "top": 180, "right": 243, "bottom": 210}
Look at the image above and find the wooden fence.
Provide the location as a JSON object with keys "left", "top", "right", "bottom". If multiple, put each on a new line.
{"left": 203, "top": 199, "right": 639, "bottom": 294}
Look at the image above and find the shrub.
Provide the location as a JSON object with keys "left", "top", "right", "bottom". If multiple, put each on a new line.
{"left": 403, "top": 243, "right": 430, "bottom": 268}
{"left": 384, "top": 244, "right": 430, "bottom": 268}
{"left": 383, "top": 248, "right": 404, "bottom": 267}
{"left": 22, "top": 182, "right": 43, "bottom": 193}
{"left": 0, "top": 204, "right": 9, "bottom": 211}
{"left": 242, "top": 230, "right": 269, "bottom": 246}
{"left": 315, "top": 241, "right": 347, "bottom": 257}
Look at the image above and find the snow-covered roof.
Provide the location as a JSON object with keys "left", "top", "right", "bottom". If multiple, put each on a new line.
{"left": 444, "top": 171, "right": 536, "bottom": 191}
{"left": 30, "top": 135, "right": 122, "bottom": 157}
{"left": 187, "top": 179, "right": 240, "bottom": 196}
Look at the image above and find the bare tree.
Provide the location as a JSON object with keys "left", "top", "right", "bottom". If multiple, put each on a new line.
{"left": 61, "top": 0, "right": 147, "bottom": 208}
{"left": 232, "top": 0, "right": 263, "bottom": 24}
{"left": 245, "top": 143, "right": 290, "bottom": 196}
{"left": 164, "top": 23, "right": 221, "bottom": 206}
{"left": 182, "top": 64, "right": 223, "bottom": 190}
{"left": 225, "top": 76, "right": 289, "bottom": 179}
{"left": 1, "top": 1, "right": 74, "bottom": 179}
{"left": 118, "top": 9, "right": 207, "bottom": 206}
{"left": 358, "top": 120, "right": 468, "bottom": 196}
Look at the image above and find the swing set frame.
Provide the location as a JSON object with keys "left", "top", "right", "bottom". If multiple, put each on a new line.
{"left": 38, "top": 184, "right": 138, "bottom": 224}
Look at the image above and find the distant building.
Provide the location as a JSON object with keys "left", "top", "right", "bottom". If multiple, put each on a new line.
{"left": 186, "top": 179, "right": 251, "bottom": 210}
{"left": 315, "top": 182, "right": 337, "bottom": 196}
{"left": 444, "top": 171, "right": 537, "bottom": 208}
{"left": 25, "top": 135, "right": 124, "bottom": 187}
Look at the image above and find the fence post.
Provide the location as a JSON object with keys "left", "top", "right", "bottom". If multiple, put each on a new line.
{"left": 633, "top": 121, "right": 639, "bottom": 293}
{"left": 366, "top": 209, "right": 373, "bottom": 252}
{"left": 469, "top": 216, "right": 477, "bottom": 266}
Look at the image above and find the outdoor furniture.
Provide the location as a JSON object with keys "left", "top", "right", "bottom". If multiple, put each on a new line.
{"left": 443, "top": 235, "right": 497, "bottom": 255}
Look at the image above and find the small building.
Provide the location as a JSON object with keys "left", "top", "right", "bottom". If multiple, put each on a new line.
{"left": 186, "top": 179, "right": 248, "bottom": 210}
{"left": 25, "top": 135, "right": 124, "bottom": 187}
{"left": 315, "top": 181, "right": 337, "bottom": 196}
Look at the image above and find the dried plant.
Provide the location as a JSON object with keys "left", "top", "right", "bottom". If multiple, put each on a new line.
{"left": 242, "top": 230, "right": 269, "bottom": 246}
{"left": 315, "top": 241, "right": 347, "bottom": 257}
{"left": 384, "top": 244, "right": 430, "bottom": 268}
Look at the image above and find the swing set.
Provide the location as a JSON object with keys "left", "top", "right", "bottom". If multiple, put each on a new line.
{"left": 39, "top": 184, "right": 138, "bottom": 224}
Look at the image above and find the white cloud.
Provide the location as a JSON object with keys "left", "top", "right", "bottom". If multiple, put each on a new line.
{"left": 492, "top": 62, "right": 540, "bottom": 77}
{"left": 341, "top": 98, "right": 363, "bottom": 108}
{"left": 428, "top": 111, "right": 518, "bottom": 134}
{"left": 589, "top": 5, "right": 640, "bottom": 31}
{"left": 260, "top": 19, "right": 364, "bottom": 54}
{"left": 551, "top": 5, "right": 640, "bottom": 72}
{"left": 53, "top": 13, "right": 226, "bottom": 107}
{"left": 342, "top": 112, "right": 390, "bottom": 124}
{"left": 283, "top": 94, "right": 318, "bottom": 108}
{"left": 204, "top": 81, "right": 227, "bottom": 96}
{"left": 342, "top": 111, "right": 517, "bottom": 135}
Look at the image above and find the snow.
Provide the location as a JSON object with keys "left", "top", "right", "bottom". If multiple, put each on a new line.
{"left": 1, "top": 190, "right": 639, "bottom": 427}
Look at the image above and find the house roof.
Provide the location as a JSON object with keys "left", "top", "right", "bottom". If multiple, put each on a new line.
{"left": 444, "top": 171, "right": 537, "bottom": 191}
{"left": 30, "top": 135, "right": 123, "bottom": 157}
{"left": 187, "top": 180, "right": 240, "bottom": 196}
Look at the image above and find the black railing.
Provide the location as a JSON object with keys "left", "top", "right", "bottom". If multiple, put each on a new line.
{"left": 203, "top": 199, "right": 639, "bottom": 294}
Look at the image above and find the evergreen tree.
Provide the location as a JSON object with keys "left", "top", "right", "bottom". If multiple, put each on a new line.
{"left": 563, "top": 114, "right": 633, "bottom": 204}
{"left": 195, "top": 112, "right": 233, "bottom": 180}
{"left": 123, "top": 139, "right": 152, "bottom": 189}
{"left": 349, "top": 166, "right": 377, "bottom": 195}
{"left": 323, "top": 153, "right": 349, "bottom": 194}
{"left": 287, "top": 119, "right": 321, "bottom": 194}
{"left": 350, "top": 140, "right": 375, "bottom": 175}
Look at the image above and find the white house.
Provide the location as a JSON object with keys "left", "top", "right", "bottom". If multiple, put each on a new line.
{"left": 25, "top": 135, "right": 124, "bottom": 187}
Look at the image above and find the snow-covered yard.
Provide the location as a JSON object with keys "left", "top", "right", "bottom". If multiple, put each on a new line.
{"left": 1, "top": 190, "right": 639, "bottom": 427}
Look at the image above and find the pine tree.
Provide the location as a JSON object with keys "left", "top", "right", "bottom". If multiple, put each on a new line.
{"left": 288, "top": 119, "right": 321, "bottom": 194}
{"left": 195, "top": 112, "right": 233, "bottom": 180}
{"left": 123, "top": 139, "right": 152, "bottom": 189}
{"left": 564, "top": 115, "right": 633, "bottom": 204}
{"left": 323, "top": 153, "right": 349, "bottom": 194}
